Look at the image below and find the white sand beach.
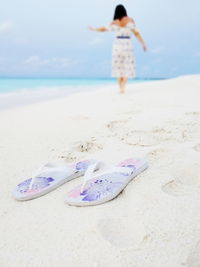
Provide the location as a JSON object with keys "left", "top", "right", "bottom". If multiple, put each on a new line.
{"left": 1, "top": 75, "right": 200, "bottom": 267}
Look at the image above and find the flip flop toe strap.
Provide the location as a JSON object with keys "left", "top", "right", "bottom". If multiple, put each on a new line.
{"left": 80, "top": 165, "right": 134, "bottom": 194}
{"left": 80, "top": 162, "right": 99, "bottom": 193}
{"left": 95, "top": 167, "right": 134, "bottom": 177}
{"left": 107, "top": 167, "right": 135, "bottom": 175}
{"left": 28, "top": 164, "right": 74, "bottom": 191}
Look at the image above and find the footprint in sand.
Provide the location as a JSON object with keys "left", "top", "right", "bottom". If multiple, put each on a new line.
{"left": 158, "top": 117, "right": 200, "bottom": 143}
{"left": 162, "top": 180, "right": 200, "bottom": 197}
{"left": 107, "top": 120, "right": 177, "bottom": 146}
{"left": 147, "top": 148, "right": 166, "bottom": 161}
{"left": 125, "top": 126, "right": 184, "bottom": 147}
{"left": 97, "top": 217, "right": 146, "bottom": 249}
{"left": 187, "top": 240, "right": 200, "bottom": 267}
{"left": 125, "top": 131, "right": 160, "bottom": 147}
{"left": 162, "top": 165, "right": 200, "bottom": 197}
{"left": 107, "top": 119, "right": 161, "bottom": 146}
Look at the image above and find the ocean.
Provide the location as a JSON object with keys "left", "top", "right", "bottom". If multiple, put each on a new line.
{"left": 0, "top": 77, "right": 163, "bottom": 110}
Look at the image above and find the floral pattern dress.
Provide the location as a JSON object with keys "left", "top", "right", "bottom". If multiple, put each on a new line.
{"left": 106, "top": 22, "right": 136, "bottom": 78}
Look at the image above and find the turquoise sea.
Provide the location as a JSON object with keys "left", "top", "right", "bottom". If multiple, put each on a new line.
{"left": 0, "top": 77, "right": 163, "bottom": 94}
{"left": 0, "top": 77, "right": 164, "bottom": 110}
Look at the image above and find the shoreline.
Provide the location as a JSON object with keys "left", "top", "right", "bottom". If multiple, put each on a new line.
{"left": 1, "top": 74, "right": 200, "bottom": 267}
{"left": 0, "top": 77, "right": 164, "bottom": 111}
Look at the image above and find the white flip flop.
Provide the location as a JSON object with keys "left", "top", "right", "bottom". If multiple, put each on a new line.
{"left": 13, "top": 159, "right": 100, "bottom": 201}
{"left": 65, "top": 158, "right": 148, "bottom": 206}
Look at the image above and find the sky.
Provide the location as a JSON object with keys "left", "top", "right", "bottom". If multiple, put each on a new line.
{"left": 0, "top": 0, "right": 200, "bottom": 78}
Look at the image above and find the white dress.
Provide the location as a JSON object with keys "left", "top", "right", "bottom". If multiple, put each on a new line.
{"left": 106, "top": 22, "right": 136, "bottom": 78}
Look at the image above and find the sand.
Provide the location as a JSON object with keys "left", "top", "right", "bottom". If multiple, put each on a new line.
{"left": 0, "top": 75, "right": 200, "bottom": 267}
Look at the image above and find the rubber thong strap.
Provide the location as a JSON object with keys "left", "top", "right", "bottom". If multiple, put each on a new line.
{"left": 80, "top": 162, "right": 99, "bottom": 194}
{"left": 28, "top": 165, "right": 45, "bottom": 191}
{"left": 96, "top": 166, "right": 134, "bottom": 177}
{"left": 80, "top": 165, "right": 134, "bottom": 194}
{"left": 28, "top": 163, "right": 74, "bottom": 190}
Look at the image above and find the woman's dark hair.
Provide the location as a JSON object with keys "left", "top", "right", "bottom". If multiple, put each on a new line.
{"left": 113, "top": 4, "right": 128, "bottom": 20}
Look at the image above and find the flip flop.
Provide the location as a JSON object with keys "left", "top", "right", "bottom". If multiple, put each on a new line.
{"left": 65, "top": 158, "right": 148, "bottom": 206}
{"left": 13, "top": 159, "right": 100, "bottom": 201}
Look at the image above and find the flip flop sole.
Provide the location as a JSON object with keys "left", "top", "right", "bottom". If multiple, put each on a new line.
{"left": 13, "top": 160, "right": 100, "bottom": 201}
{"left": 65, "top": 160, "right": 148, "bottom": 207}
{"left": 13, "top": 171, "right": 84, "bottom": 201}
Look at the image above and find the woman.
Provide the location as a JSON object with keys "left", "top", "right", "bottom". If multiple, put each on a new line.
{"left": 89, "top": 4, "right": 147, "bottom": 94}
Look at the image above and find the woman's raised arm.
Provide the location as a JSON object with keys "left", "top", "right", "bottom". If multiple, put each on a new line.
{"left": 88, "top": 26, "right": 108, "bottom": 32}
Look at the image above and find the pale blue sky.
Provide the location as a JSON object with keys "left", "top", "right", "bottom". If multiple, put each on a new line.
{"left": 0, "top": 0, "right": 199, "bottom": 78}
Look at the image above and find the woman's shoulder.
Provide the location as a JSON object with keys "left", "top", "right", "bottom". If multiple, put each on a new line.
{"left": 111, "top": 19, "right": 119, "bottom": 25}
{"left": 111, "top": 17, "right": 135, "bottom": 27}
{"left": 123, "top": 17, "right": 135, "bottom": 24}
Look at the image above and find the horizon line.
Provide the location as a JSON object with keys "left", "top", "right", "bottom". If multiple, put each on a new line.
{"left": 0, "top": 76, "right": 167, "bottom": 80}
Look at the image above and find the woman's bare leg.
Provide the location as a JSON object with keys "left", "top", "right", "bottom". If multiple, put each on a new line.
{"left": 121, "top": 77, "right": 128, "bottom": 93}
{"left": 117, "top": 77, "right": 124, "bottom": 94}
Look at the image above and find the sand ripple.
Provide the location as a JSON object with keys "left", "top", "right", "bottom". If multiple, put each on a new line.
{"left": 97, "top": 217, "right": 146, "bottom": 249}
